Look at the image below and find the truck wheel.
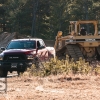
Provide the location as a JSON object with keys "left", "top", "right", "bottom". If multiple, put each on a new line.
{"left": 0, "top": 69, "right": 8, "bottom": 77}
{"left": 3, "top": 71, "right": 8, "bottom": 77}
{"left": 17, "top": 71, "right": 20, "bottom": 76}
{"left": 17, "top": 71, "right": 24, "bottom": 77}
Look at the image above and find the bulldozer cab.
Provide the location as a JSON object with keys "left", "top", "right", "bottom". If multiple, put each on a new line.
{"left": 69, "top": 20, "right": 98, "bottom": 36}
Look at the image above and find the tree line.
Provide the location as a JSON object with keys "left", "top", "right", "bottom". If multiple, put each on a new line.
{"left": 0, "top": 0, "right": 100, "bottom": 39}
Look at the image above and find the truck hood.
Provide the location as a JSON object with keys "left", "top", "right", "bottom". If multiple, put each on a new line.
{"left": 1, "top": 49, "right": 36, "bottom": 55}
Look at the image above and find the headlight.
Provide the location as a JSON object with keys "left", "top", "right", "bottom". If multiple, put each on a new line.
{"left": 27, "top": 55, "right": 33, "bottom": 59}
{"left": 0, "top": 54, "right": 3, "bottom": 60}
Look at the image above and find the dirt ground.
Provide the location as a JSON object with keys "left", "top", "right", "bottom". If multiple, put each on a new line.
{"left": 0, "top": 74, "right": 100, "bottom": 100}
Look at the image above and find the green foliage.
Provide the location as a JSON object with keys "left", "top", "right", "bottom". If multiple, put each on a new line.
{"left": 0, "top": 0, "right": 100, "bottom": 39}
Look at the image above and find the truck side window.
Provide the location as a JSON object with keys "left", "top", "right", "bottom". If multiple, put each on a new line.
{"left": 39, "top": 40, "right": 45, "bottom": 48}
{"left": 37, "top": 40, "right": 45, "bottom": 49}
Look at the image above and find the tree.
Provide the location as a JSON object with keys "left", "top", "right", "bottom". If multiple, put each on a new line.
{"left": 5, "top": 0, "right": 28, "bottom": 33}
{"left": 1, "top": 0, "right": 100, "bottom": 39}
{"left": 31, "top": 0, "right": 39, "bottom": 37}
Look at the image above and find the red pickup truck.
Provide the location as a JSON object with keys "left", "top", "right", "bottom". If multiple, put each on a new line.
{"left": 0, "top": 38, "right": 55, "bottom": 77}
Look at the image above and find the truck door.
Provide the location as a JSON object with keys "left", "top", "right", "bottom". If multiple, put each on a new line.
{"left": 37, "top": 40, "right": 48, "bottom": 61}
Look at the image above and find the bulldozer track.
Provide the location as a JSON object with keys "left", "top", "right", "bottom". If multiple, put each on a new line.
{"left": 96, "top": 46, "right": 100, "bottom": 61}
{"left": 66, "top": 44, "right": 84, "bottom": 61}
{"left": 96, "top": 46, "right": 100, "bottom": 55}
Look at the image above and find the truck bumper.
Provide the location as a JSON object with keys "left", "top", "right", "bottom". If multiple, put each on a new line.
{"left": 0, "top": 61, "right": 32, "bottom": 71}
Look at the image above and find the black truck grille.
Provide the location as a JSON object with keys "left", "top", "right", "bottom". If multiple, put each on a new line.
{"left": 3, "top": 54, "right": 26, "bottom": 61}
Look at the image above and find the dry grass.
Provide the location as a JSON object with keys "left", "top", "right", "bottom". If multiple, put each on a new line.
{"left": 24, "top": 56, "right": 100, "bottom": 77}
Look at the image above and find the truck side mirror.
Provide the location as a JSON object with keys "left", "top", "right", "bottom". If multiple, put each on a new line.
{"left": 0, "top": 47, "right": 5, "bottom": 51}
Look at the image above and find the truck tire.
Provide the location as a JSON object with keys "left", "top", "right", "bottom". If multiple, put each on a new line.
{"left": 0, "top": 69, "right": 8, "bottom": 77}
{"left": 17, "top": 70, "right": 25, "bottom": 76}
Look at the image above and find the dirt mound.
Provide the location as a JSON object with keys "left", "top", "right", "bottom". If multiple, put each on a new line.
{"left": 44, "top": 40, "right": 55, "bottom": 47}
{"left": 0, "top": 32, "right": 17, "bottom": 47}
{"left": 0, "top": 32, "right": 55, "bottom": 48}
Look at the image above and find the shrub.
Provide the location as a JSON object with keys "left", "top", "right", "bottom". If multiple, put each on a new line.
{"left": 23, "top": 55, "right": 98, "bottom": 77}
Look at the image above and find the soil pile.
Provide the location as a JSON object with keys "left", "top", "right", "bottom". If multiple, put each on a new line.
{"left": 0, "top": 32, "right": 17, "bottom": 47}
{"left": 0, "top": 32, "right": 54, "bottom": 48}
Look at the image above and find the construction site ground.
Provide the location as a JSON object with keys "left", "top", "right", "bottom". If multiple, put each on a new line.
{"left": 0, "top": 32, "right": 100, "bottom": 100}
{"left": 0, "top": 74, "right": 100, "bottom": 100}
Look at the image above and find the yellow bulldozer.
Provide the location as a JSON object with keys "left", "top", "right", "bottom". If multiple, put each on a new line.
{"left": 54, "top": 20, "right": 100, "bottom": 62}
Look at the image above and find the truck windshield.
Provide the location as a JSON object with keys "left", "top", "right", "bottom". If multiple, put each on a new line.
{"left": 6, "top": 41, "right": 36, "bottom": 49}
